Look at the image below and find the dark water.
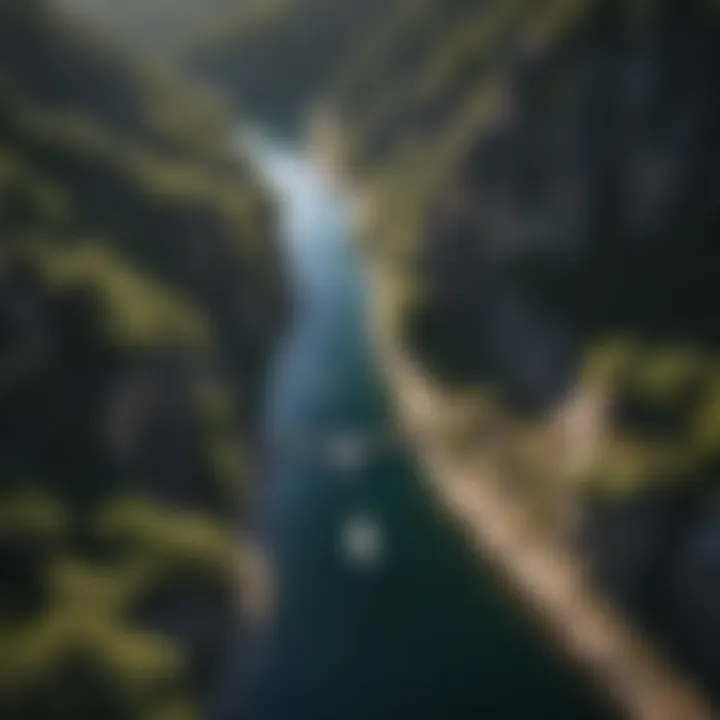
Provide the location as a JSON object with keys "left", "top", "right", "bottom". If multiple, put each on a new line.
{"left": 223, "top": 135, "right": 613, "bottom": 720}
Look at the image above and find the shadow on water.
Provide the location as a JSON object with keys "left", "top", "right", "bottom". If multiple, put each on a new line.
{"left": 215, "top": 130, "right": 615, "bottom": 720}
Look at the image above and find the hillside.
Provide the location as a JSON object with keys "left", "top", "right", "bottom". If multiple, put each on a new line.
{"left": 0, "top": 1, "right": 287, "bottom": 718}
{"left": 324, "top": 0, "right": 720, "bottom": 706}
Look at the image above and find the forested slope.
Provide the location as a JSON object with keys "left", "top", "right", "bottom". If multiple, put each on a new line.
{"left": 0, "top": 1, "right": 287, "bottom": 718}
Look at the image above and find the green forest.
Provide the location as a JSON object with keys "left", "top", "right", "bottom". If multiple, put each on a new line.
{"left": 0, "top": 1, "right": 287, "bottom": 717}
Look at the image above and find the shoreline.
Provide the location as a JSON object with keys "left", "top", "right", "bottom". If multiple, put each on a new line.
{"left": 308, "top": 119, "right": 715, "bottom": 718}
{"left": 371, "top": 313, "right": 714, "bottom": 720}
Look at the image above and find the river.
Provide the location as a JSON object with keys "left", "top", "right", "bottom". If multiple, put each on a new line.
{"left": 217, "top": 132, "right": 612, "bottom": 719}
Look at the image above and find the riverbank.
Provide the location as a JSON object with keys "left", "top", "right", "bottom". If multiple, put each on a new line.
{"left": 226, "top": 132, "right": 622, "bottom": 720}
{"left": 306, "top": 104, "right": 717, "bottom": 718}
{"left": 364, "top": 261, "right": 714, "bottom": 720}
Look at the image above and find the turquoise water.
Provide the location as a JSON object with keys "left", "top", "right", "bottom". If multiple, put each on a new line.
{"left": 225, "top": 135, "right": 613, "bottom": 720}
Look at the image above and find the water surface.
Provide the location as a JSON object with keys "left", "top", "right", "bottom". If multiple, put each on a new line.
{"left": 226, "top": 134, "right": 612, "bottom": 720}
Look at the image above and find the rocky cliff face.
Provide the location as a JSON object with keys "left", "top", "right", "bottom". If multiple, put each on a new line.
{"left": 324, "top": 0, "right": 720, "bottom": 703}
{"left": 0, "top": 1, "right": 288, "bottom": 718}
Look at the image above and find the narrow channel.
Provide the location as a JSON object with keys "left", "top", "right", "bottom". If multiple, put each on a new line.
{"left": 227, "top": 132, "right": 612, "bottom": 720}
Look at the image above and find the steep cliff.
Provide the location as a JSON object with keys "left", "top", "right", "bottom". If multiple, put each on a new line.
{"left": 325, "top": 0, "right": 720, "bottom": 706}
{"left": 0, "top": 1, "right": 287, "bottom": 718}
